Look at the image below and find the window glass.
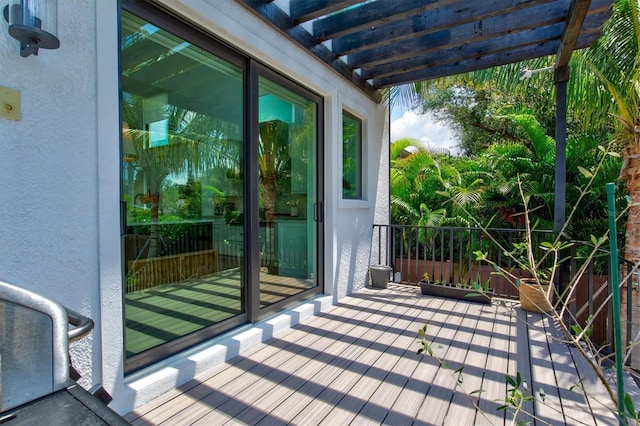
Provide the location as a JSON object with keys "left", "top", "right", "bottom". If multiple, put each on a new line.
{"left": 258, "top": 76, "right": 318, "bottom": 306}
{"left": 121, "top": 11, "right": 245, "bottom": 361}
{"left": 342, "top": 112, "right": 362, "bottom": 199}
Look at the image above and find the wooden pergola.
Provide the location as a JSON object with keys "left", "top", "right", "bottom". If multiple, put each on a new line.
{"left": 238, "top": 0, "right": 613, "bottom": 232}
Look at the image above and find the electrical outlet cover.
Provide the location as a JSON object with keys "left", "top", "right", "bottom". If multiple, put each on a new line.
{"left": 0, "top": 86, "right": 20, "bottom": 121}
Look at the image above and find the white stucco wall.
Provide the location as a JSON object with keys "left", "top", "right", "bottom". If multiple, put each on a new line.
{"left": 0, "top": 2, "right": 103, "bottom": 387}
{"left": 0, "top": 0, "right": 389, "bottom": 414}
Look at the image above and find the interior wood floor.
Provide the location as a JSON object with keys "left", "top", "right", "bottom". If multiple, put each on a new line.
{"left": 125, "top": 284, "right": 623, "bottom": 425}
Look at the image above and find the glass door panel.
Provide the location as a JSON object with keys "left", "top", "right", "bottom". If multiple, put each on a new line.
{"left": 121, "top": 11, "right": 245, "bottom": 363}
{"left": 258, "top": 77, "right": 318, "bottom": 308}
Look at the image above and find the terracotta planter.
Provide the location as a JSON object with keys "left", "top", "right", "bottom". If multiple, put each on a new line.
{"left": 518, "top": 278, "right": 553, "bottom": 313}
{"left": 419, "top": 280, "right": 493, "bottom": 304}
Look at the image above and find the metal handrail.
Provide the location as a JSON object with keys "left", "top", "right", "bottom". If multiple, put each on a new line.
{"left": 67, "top": 308, "right": 95, "bottom": 342}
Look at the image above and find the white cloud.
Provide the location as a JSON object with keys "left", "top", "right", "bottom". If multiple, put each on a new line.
{"left": 390, "top": 110, "right": 458, "bottom": 155}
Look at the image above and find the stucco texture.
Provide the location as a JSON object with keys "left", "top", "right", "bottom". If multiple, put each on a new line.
{"left": 0, "top": 2, "right": 99, "bottom": 386}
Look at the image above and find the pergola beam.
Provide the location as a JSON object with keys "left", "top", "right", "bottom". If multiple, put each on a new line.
{"left": 556, "top": 0, "right": 593, "bottom": 68}
{"left": 236, "top": 0, "right": 612, "bottom": 96}
{"left": 361, "top": 12, "right": 606, "bottom": 80}
{"left": 360, "top": 22, "right": 568, "bottom": 79}
{"left": 554, "top": 0, "right": 592, "bottom": 234}
{"left": 372, "top": 34, "right": 597, "bottom": 89}
{"left": 290, "top": 0, "right": 362, "bottom": 23}
{"left": 313, "top": 0, "right": 446, "bottom": 42}
{"left": 238, "top": 0, "right": 377, "bottom": 97}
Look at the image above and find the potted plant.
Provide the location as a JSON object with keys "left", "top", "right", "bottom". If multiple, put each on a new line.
{"left": 419, "top": 272, "right": 494, "bottom": 304}
{"left": 508, "top": 241, "right": 556, "bottom": 313}
{"left": 473, "top": 206, "right": 572, "bottom": 314}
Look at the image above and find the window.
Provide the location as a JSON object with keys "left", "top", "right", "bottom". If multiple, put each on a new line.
{"left": 342, "top": 111, "right": 362, "bottom": 199}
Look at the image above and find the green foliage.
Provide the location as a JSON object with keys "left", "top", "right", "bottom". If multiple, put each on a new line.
{"left": 571, "top": 315, "right": 594, "bottom": 342}
{"left": 390, "top": 147, "right": 482, "bottom": 225}
{"left": 499, "top": 373, "right": 534, "bottom": 411}
{"left": 390, "top": 114, "right": 623, "bottom": 239}
{"left": 401, "top": 4, "right": 638, "bottom": 422}
{"left": 621, "top": 393, "right": 640, "bottom": 423}
{"left": 414, "top": 69, "right": 573, "bottom": 157}
{"left": 495, "top": 373, "right": 536, "bottom": 425}
{"left": 416, "top": 325, "right": 433, "bottom": 357}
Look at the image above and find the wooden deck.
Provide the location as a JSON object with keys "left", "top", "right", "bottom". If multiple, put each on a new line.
{"left": 124, "top": 284, "right": 621, "bottom": 425}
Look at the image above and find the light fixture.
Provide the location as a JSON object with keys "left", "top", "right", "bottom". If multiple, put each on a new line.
{"left": 519, "top": 66, "right": 553, "bottom": 80}
{"left": 3, "top": 0, "right": 59, "bottom": 57}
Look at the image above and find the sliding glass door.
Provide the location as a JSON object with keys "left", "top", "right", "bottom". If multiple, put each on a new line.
{"left": 120, "top": 4, "right": 322, "bottom": 373}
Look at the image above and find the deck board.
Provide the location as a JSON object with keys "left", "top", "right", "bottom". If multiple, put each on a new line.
{"left": 569, "top": 344, "right": 619, "bottom": 423}
{"left": 307, "top": 291, "right": 420, "bottom": 425}
{"left": 127, "top": 284, "right": 624, "bottom": 425}
{"left": 528, "top": 313, "right": 565, "bottom": 424}
{"left": 511, "top": 306, "right": 535, "bottom": 426}
{"left": 476, "top": 301, "right": 512, "bottom": 426}
{"left": 351, "top": 297, "right": 440, "bottom": 425}
{"left": 414, "top": 301, "right": 474, "bottom": 425}
{"left": 444, "top": 302, "right": 496, "bottom": 425}
{"left": 381, "top": 297, "right": 450, "bottom": 425}
{"left": 323, "top": 292, "right": 426, "bottom": 425}
{"left": 151, "top": 298, "right": 382, "bottom": 425}
{"left": 543, "top": 316, "right": 597, "bottom": 425}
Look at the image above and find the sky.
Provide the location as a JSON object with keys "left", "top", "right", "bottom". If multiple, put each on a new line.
{"left": 390, "top": 107, "right": 459, "bottom": 155}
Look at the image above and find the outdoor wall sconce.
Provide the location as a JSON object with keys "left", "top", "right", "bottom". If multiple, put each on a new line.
{"left": 3, "top": 0, "right": 59, "bottom": 57}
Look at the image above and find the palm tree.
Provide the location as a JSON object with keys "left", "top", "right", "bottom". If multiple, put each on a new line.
{"left": 570, "top": 0, "right": 640, "bottom": 264}
{"left": 124, "top": 99, "right": 240, "bottom": 257}
{"left": 257, "top": 119, "right": 291, "bottom": 267}
{"left": 478, "top": 113, "right": 621, "bottom": 235}
{"left": 390, "top": 141, "right": 479, "bottom": 225}
{"left": 390, "top": 141, "right": 433, "bottom": 224}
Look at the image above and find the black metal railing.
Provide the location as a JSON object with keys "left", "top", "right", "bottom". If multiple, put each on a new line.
{"left": 125, "top": 220, "right": 214, "bottom": 260}
{"left": 372, "top": 224, "right": 638, "bottom": 356}
{"left": 372, "top": 224, "right": 555, "bottom": 298}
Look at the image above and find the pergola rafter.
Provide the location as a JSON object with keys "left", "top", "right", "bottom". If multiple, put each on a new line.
{"left": 238, "top": 0, "right": 612, "bottom": 93}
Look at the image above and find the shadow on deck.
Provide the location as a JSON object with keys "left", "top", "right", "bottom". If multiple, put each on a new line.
{"left": 124, "top": 284, "right": 626, "bottom": 425}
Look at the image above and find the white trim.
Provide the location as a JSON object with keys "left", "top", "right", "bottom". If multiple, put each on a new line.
{"left": 338, "top": 100, "right": 371, "bottom": 209}
{"left": 96, "top": 0, "right": 125, "bottom": 407}
{"left": 119, "top": 295, "right": 333, "bottom": 413}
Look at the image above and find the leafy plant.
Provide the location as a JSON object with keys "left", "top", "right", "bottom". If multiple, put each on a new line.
{"left": 497, "top": 372, "right": 535, "bottom": 425}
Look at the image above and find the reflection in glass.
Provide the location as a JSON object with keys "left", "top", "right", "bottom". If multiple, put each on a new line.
{"left": 342, "top": 112, "right": 362, "bottom": 199}
{"left": 120, "top": 12, "right": 245, "bottom": 359}
{"left": 258, "top": 77, "right": 317, "bottom": 308}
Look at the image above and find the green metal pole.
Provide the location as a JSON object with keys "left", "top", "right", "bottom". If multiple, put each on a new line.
{"left": 606, "top": 182, "right": 625, "bottom": 423}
